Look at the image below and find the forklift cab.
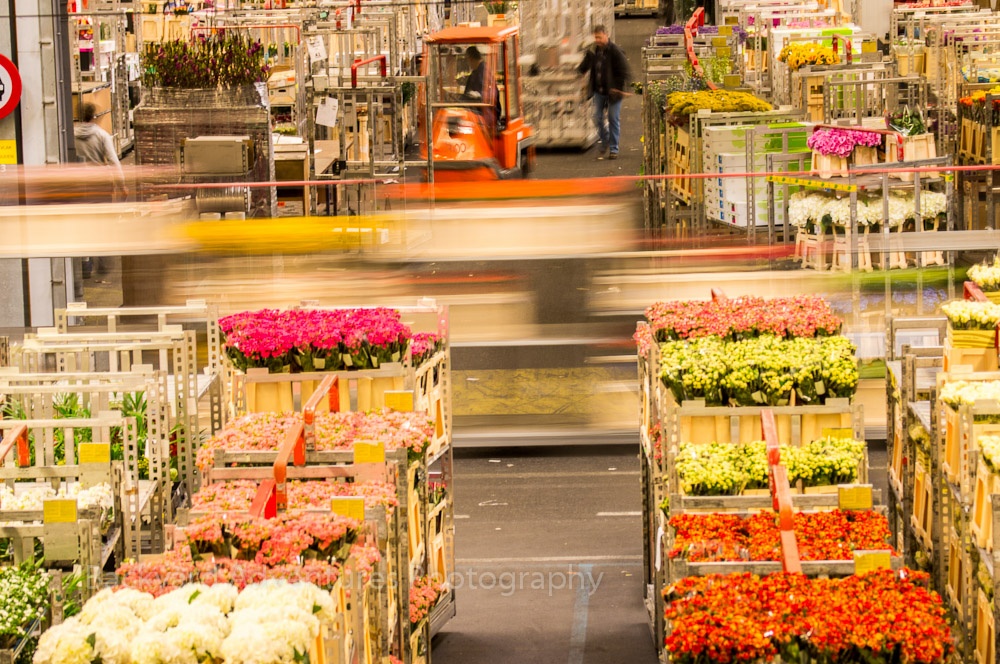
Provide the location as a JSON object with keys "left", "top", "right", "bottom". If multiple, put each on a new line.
{"left": 421, "top": 26, "right": 535, "bottom": 181}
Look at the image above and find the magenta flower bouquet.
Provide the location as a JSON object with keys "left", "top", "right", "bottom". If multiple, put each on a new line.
{"left": 219, "top": 308, "right": 415, "bottom": 373}
{"left": 807, "top": 128, "right": 883, "bottom": 158}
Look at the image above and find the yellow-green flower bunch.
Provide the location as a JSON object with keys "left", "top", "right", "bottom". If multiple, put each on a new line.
{"left": 941, "top": 380, "right": 1000, "bottom": 409}
{"left": 665, "top": 90, "right": 772, "bottom": 118}
{"left": 969, "top": 256, "right": 1000, "bottom": 292}
{"left": 675, "top": 442, "right": 746, "bottom": 495}
{"left": 737, "top": 441, "right": 770, "bottom": 490}
{"left": 942, "top": 300, "right": 1000, "bottom": 330}
{"left": 778, "top": 42, "right": 840, "bottom": 71}
{"left": 796, "top": 436, "right": 866, "bottom": 486}
{"left": 660, "top": 335, "right": 859, "bottom": 406}
{"left": 980, "top": 434, "right": 1000, "bottom": 472}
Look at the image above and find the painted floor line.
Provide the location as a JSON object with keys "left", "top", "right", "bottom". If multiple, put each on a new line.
{"left": 454, "top": 515, "right": 471, "bottom": 519}
{"left": 458, "top": 470, "right": 641, "bottom": 480}
{"left": 596, "top": 511, "right": 642, "bottom": 517}
{"left": 456, "top": 555, "right": 643, "bottom": 564}
{"left": 568, "top": 564, "right": 593, "bottom": 664}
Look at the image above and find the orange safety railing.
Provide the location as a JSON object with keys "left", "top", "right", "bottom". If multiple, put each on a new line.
{"left": 763, "top": 409, "right": 803, "bottom": 574}
{"left": 710, "top": 288, "right": 727, "bottom": 302}
{"left": 684, "top": 8, "right": 718, "bottom": 91}
{"left": 0, "top": 424, "right": 29, "bottom": 468}
{"left": 965, "top": 280, "right": 989, "bottom": 302}
{"left": 304, "top": 374, "right": 340, "bottom": 450}
{"left": 352, "top": 55, "right": 387, "bottom": 89}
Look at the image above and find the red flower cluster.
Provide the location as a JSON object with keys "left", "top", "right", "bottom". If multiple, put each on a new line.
{"left": 643, "top": 296, "right": 842, "bottom": 343}
{"left": 664, "top": 571, "right": 952, "bottom": 664}
{"left": 669, "top": 510, "right": 894, "bottom": 562}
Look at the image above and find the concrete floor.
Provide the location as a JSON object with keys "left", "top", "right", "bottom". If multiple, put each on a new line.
{"left": 432, "top": 445, "right": 658, "bottom": 663}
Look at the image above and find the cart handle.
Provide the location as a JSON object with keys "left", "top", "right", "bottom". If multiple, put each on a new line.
{"left": 683, "top": 9, "right": 718, "bottom": 91}
{"left": 0, "top": 425, "right": 29, "bottom": 468}
{"left": 763, "top": 409, "right": 803, "bottom": 574}
{"left": 829, "top": 33, "right": 853, "bottom": 65}
{"left": 273, "top": 421, "right": 306, "bottom": 511}
{"left": 352, "top": 55, "right": 387, "bottom": 88}
{"left": 304, "top": 374, "right": 340, "bottom": 450}
{"left": 250, "top": 479, "right": 278, "bottom": 519}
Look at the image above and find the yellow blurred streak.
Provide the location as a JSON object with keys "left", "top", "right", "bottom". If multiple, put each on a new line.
{"left": 179, "top": 214, "right": 397, "bottom": 254}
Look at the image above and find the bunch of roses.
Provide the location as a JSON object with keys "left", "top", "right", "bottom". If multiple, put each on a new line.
{"left": 181, "top": 512, "right": 359, "bottom": 566}
{"left": 219, "top": 308, "right": 413, "bottom": 373}
{"left": 409, "top": 576, "right": 445, "bottom": 626}
{"left": 643, "top": 296, "right": 842, "bottom": 343}
{"left": 669, "top": 510, "right": 893, "bottom": 562}
{"left": 191, "top": 479, "right": 400, "bottom": 514}
{"left": 116, "top": 548, "right": 343, "bottom": 596}
{"left": 195, "top": 410, "right": 435, "bottom": 475}
{"left": 807, "top": 128, "right": 883, "bottom": 158}
{"left": 663, "top": 570, "right": 952, "bottom": 664}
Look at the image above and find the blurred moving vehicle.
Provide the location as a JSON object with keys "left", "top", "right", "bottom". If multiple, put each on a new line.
{"left": 419, "top": 25, "right": 536, "bottom": 181}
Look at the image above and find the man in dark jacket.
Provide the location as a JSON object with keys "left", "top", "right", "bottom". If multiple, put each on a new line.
{"left": 578, "top": 24, "right": 630, "bottom": 160}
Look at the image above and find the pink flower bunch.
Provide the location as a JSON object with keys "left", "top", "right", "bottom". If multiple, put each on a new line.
{"left": 807, "top": 128, "right": 883, "bottom": 158}
{"left": 180, "top": 512, "right": 360, "bottom": 566}
{"left": 410, "top": 332, "right": 443, "bottom": 367}
{"left": 116, "top": 549, "right": 343, "bottom": 596}
{"left": 192, "top": 479, "right": 401, "bottom": 511}
{"left": 196, "top": 410, "right": 435, "bottom": 475}
{"left": 634, "top": 325, "right": 655, "bottom": 358}
{"left": 350, "top": 541, "right": 383, "bottom": 583}
{"left": 643, "top": 296, "right": 842, "bottom": 343}
{"left": 220, "top": 308, "right": 414, "bottom": 373}
{"left": 409, "top": 576, "right": 445, "bottom": 625}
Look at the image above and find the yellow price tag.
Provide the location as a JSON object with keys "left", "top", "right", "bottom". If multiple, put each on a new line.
{"left": 0, "top": 140, "right": 17, "bottom": 165}
{"left": 822, "top": 427, "right": 855, "bottom": 440}
{"left": 839, "top": 485, "right": 873, "bottom": 511}
{"left": 854, "top": 550, "right": 892, "bottom": 574}
{"left": 725, "top": 15, "right": 739, "bottom": 24}
{"left": 723, "top": 74, "right": 742, "bottom": 88}
{"left": 712, "top": 37, "right": 728, "bottom": 47}
{"left": 861, "top": 41, "right": 877, "bottom": 54}
{"left": 385, "top": 391, "right": 414, "bottom": 412}
{"left": 78, "top": 443, "right": 111, "bottom": 464}
{"left": 43, "top": 499, "right": 78, "bottom": 524}
{"left": 353, "top": 441, "right": 386, "bottom": 464}
{"left": 331, "top": 497, "right": 365, "bottom": 522}
{"left": 716, "top": 46, "right": 732, "bottom": 59}
{"left": 719, "top": 25, "right": 733, "bottom": 36}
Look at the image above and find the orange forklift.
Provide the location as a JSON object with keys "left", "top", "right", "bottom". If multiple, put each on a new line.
{"left": 418, "top": 25, "right": 536, "bottom": 181}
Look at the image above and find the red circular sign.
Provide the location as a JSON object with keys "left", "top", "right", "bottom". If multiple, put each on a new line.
{"left": 0, "top": 54, "right": 23, "bottom": 120}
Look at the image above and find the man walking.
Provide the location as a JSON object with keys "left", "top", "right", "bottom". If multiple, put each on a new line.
{"left": 578, "top": 24, "right": 630, "bottom": 160}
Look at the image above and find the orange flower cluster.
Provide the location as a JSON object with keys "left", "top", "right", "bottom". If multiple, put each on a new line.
{"left": 669, "top": 510, "right": 894, "bottom": 562}
{"left": 664, "top": 570, "right": 952, "bottom": 664}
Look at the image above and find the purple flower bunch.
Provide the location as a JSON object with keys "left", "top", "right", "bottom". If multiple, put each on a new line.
{"left": 656, "top": 24, "right": 686, "bottom": 35}
{"left": 219, "top": 308, "right": 416, "bottom": 373}
{"left": 807, "top": 128, "right": 883, "bottom": 158}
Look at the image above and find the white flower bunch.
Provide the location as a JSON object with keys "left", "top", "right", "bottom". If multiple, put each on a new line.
{"left": 82, "top": 588, "right": 156, "bottom": 621}
{"left": 234, "top": 581, "right": 336, "bottom": 624}
{"left": 0, "top": 482, "right": 114, "bottom": 513}
{"left": 980, "top": 434, "right": 1000, "bottom": 470}
{"left": 970, "top": 257, "right": 1000, "bottom": 292}
{"left": 940, "top": 380, "right": 1000, "bottom": 408}
{"left": 942, "top": 300, "right": 1000, "bottom": 330}
{"left": 220, "top": 618, "right": 313, "bottom": 664}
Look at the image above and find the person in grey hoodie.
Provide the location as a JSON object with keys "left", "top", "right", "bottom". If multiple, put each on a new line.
{"left": 73, "top": 102, "right": 125, "bottom": 284}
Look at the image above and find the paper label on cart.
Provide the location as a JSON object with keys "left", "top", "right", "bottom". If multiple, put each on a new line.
{"left": 78, "top": 443, "right": 110, "bottom": 465}
{"left": 716, "top": 46, "right": 732, "bottom": 58}
{"left": 330, "top": 497, "right": 365, "bottom": 522}
{"left": 0, "top": 140, "right": 17, "bottom": 165}
{"left": 353, "top": 441, "right": 386, "bottom": 464}
{"left": 854, "top": 550, "right": 891, "bottom": 574}
{"left": 307, "top": 36, "right": 327, "bottom": 64}
{"left": 823, "top": 428, "right": 854, "bottom": 439}
{"left": 719, "top": 26, "right": 733, "bottom": 36}
{"left": 316, "top": 97, "right": 339, "bottom": 128}
{"left": 861, "top": 41, "right": 876, "bottom": 54}
{"left": 723, "top": 75, "right": 741, "bottom": 88}
{"left": 814, "top": 381, "right": 826, "bottom": 395}
{"left": 712, "top": 37, "right": 728, "bottom": 47}
{"left": 385, "top": 391, "right": 414, "bottom": 412}
{"left": 725, "top": 15, "right": 738, "bottom": 24}
{"left": 43, "top": 499, "right": 78, "bottom": 524}
{"left": 839, "top": 485, "right": 873, "bottom": 510}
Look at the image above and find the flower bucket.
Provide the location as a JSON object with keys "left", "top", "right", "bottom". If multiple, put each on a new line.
{"left": 885, "top": 133, "right": 938, "bottom": 181}
{"left": 948, "top": 325, "right": 998, "bottom": 349}
{"left": 812, "top": 150, "right": 848, "bottom": 178}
